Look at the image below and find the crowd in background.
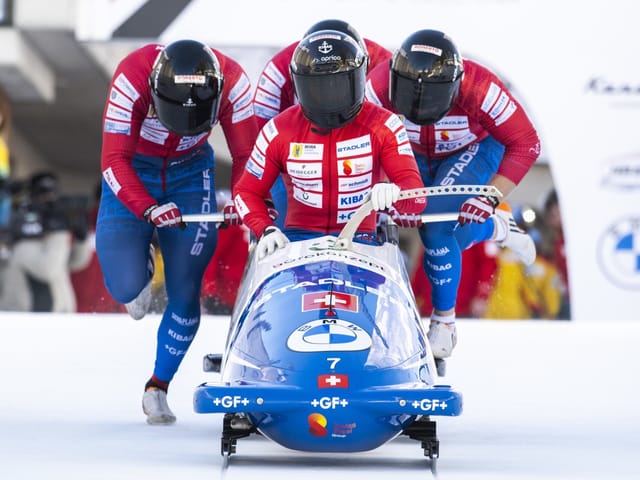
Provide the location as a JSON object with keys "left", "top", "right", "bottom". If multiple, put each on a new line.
{"left": 0, "top": 169, "right": 568, "bottom": 319}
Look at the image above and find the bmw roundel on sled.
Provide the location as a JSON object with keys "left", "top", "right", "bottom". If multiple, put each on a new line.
{"left": 189, "top": 187, "right": 496, "bottom": 460}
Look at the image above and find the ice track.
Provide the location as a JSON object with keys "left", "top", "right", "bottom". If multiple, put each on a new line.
{"left": 0, "top": 313, "right": 638, "bottom": 480}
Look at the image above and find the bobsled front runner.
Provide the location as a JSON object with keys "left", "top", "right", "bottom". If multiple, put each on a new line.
{"left": 194, "top": 234, "right": 462, "bottom": 456}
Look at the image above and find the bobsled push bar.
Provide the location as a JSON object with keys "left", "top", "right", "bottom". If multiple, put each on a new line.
{"left": 335, "top": 185, "right": 502, "bottom": 250}
{"left": 181, "top": 185, "right": 502, "bottom": 237}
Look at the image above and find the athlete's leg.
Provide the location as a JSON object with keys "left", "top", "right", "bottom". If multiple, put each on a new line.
{"left": 95, "top": 178, "right": 154, "bottom": 304}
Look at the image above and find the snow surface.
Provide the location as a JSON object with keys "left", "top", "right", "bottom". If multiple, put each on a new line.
{"left": 1, "top": 313, "right": 638, "bottom": 480}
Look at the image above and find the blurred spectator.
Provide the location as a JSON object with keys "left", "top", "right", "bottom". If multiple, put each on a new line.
{"left": 411, "top": 240, "right": 499, "bottom": 318}
{"left": 70, "top": 182, "right": 124, "bottom": 313}
{"left": 542, "top": 189, "right": 570, "bottom": 319}
{"left": 201, "top": 189, "right": 250, "bottom": 314}
{"left": 483, "top": 205, "right": 564, "bottom": 319}
{"left": 0, "top": 171, "right": 92, "bottom": 312}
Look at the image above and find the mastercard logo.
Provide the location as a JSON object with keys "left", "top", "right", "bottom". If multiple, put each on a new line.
{"left": 308, "top": 413, "right": 328, "bottom": 437}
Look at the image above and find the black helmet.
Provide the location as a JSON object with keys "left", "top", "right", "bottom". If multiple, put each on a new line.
{"left": 149, "top": 39, "right": 224, "bottom": 136}
{"left": 390, "top": 29, "right": 464, "bottom": 125}
{"left": 290, "top": 30, "right": 367, "bottom": 130}
{"left": 304, "top": 19, "right": 367, "bottom": 55}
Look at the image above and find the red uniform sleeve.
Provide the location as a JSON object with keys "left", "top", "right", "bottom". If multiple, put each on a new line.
{"left": 369, "top": 108, "right": 426, "bottom": 214}
{"left": 460, "top": 61, "right": 541, "bottom": 185}
{"left": 100, "top": 44, "right": 160, "bottom": 218}
{"left": 252, "top": 42, "right": 298, "bottom": 131}
{"left": 233, "top": 119, "right": 285, "bottom": 237}
{"left": 213, "top": 49, "right": 260, "bottom": 189}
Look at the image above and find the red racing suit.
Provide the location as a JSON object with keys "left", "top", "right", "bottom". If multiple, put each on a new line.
{"left": 253, "top": 38, "right": 392, "bottom": 130}
{"left": 365, "top": 58, "right": 540, "bottom": 185}
{"left": 233, "top": 102, "right": 426, "bottom": 238}
{"left": 100, "top": 43, "right": 257, "bottom": 218}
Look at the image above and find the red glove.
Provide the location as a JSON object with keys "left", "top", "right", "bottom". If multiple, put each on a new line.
{"left": 144, "top": 202, "right": 184, "bottom": 228}
{"left": 222, "top": 202, "right": 241, "bottom": 227}
{"left": 458, "top": 196, "right": 500, "bottom": 225}
{"left": 389, "top": 207, "right": 423, "bottom": 228}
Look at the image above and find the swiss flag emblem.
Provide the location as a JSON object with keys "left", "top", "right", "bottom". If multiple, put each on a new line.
{"left": 318, "top": 374, "right": 349, "bottom": 388}
{"left": 302, "top": 292, "right": 358, "bottom": 312}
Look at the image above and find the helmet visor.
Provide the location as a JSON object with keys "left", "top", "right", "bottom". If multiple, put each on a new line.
{"left": 292, "top": 66, "right": 365, "bottom": 128}
{"left": 151, "top": 73, "right": 223, "bottom": 137}
{"left": 390, "top": 72, "right": 459, "bottom": 125}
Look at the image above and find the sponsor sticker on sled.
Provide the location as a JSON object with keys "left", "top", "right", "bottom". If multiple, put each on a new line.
{"left": 287, "top": 319, "right": 372, "bottom": 352}
{"left": 302, "top": 292, "right": 358, "bottom": 312}
{"left": 318, "top": 373, "right": 349, "bottom": 388}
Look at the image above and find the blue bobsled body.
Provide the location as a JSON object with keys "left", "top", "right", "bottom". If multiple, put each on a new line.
{"left": 194, "top": 235, "right": 462, "bottom": 453}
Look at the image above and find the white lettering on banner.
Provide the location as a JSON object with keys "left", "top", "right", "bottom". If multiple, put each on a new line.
{"left": 109, "top": 87, "right": 134, "bottom": 111}
{"left": 171, "top": 311, "right": 198, "bottom": 327}
{"left": 495, "top": 101, "right": 517, "bottom": 126}
{"left": 385, "top": 114, "right": 402, "bottom": 132}
{"left": 265, "top": 61, "right": 287, "bottom": 87}
{"left": 168, "top": 329, "right": 195, "bottom": 342}
{"left": 338, "top": 172, "right": 372, "bottom": 192}
{"left": 177, "top": 132, "right": 208, "bottom": 151}
{"left": 191, "top": 168, "right": 212, "bottom": 256}
{"left": 254, "top": 103, "right": 279, "bottom": 120}
{"left": 489, "top": 91, "right": 510, "bottom": 119}
{"left": 292, "top": 178, "right": 322, "bottom": 191}
{"left": 336, "top": 135, "right": 371, "bottom": 158}
{"left": 251, "top": 147, "right": 265, "bottom": 168}
{"left": 287, "top": 161, "right": 322, "bottom": 178}
{"left": 164, "top": 344, "right": 187, "bottom": 357}
{"left": 232, "top": 103, "right": 254, "bottom": 124}
{"left": 425, "top": 246, "right": 451, "bottom": 256}
{"left": 310, "top": 397, "right": 349, "bottom": 409}
{"left": 257, "top": 75, "right": 282, "bottom": 99}
{"left": 234, "top": 89, "right": 253, "bottom": 111}
{"left": 435, "top": 116, "right": 470, "bottom": 128}
{"left": 113, "top": 73, "right": 140, "bottom": 102}
{"left": 289, "top": 143, "right": 324, "bottom": 160}
{"left": 337, "top": 157, "right": 372, "bottom": 176}
{"left": 102, "top": 167, "right": 121, "bottom": 195}
{"left": 425, "top": 259, "right": 453, "bottom": 271}
{"left": 104, "top": 119, "right": 131, "bottom": 135}
{"left": 256, "top": 133, "right": 269, "bottom": 152}
{"left": 398, "top": 144, "right": 414, "bottom": 156}
{"left": 481, "top": 82, "right": 501, "bottom": 113}
{"left": 213, "top": 396, "right": 250, "bottom": 409}
{"left": 440, "top": 143, "right": 480, "bottom": 185}
{"left": 293, "top": 185, "right": 322, "bottom": 207}
{"left": 255, "top": 88, "right": 280, "bottom": 109}
{"left": 434, "top": 132, "right": 478, "bottom": 153}
{"left": 336, "top": 208, "right": 359, "bottom": 224}
{"left": 228, "top": 73, "right": 251, "bottom": 104}
{"left": 234, "top": 195, "right": 249, "bottom": 216}
{"left": 106, "top": 104, "right": 131, "bottom": 122}
{"left": 140, "top": 123, "right": 169, "bottom": 145}
{"left": 263, "top": 119, "right": 279, "bottom": 142}
{"left": 411, "top": 398, "right": 448, "bottom": 411}
{"left": 395, "top": 129, "right": 408, "bottom": 144}
{"left": 338, "top": 190, "right": 368, "bottom": 208}
{"left": 246, "top": 158, "right": 264, "bottom": 179}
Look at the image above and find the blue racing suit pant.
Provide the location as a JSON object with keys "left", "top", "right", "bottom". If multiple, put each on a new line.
{"left": 96, "top": 144, "right": 218, "bottom": 383}
{"left": 416, "top": 136, "right": 504, "bottom": 312}
{"left": 270, "top": 175, "right": 288, "bottom": 230}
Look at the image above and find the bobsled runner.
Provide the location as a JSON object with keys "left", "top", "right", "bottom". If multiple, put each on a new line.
{"left": 190, "top": 187, "right": 497, "bottom": 460}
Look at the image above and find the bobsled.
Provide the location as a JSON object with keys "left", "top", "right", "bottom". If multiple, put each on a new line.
{"left": 190, "top": 187, "right": 493, "bottom": 459}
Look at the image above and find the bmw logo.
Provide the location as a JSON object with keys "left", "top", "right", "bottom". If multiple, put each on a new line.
{"left": 597, "top": 217, "right": 640, "bottom": 289}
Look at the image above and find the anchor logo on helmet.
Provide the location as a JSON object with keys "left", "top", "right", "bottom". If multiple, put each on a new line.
{"left": 318, "top": 41, "right": 333, "bottom": 54}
